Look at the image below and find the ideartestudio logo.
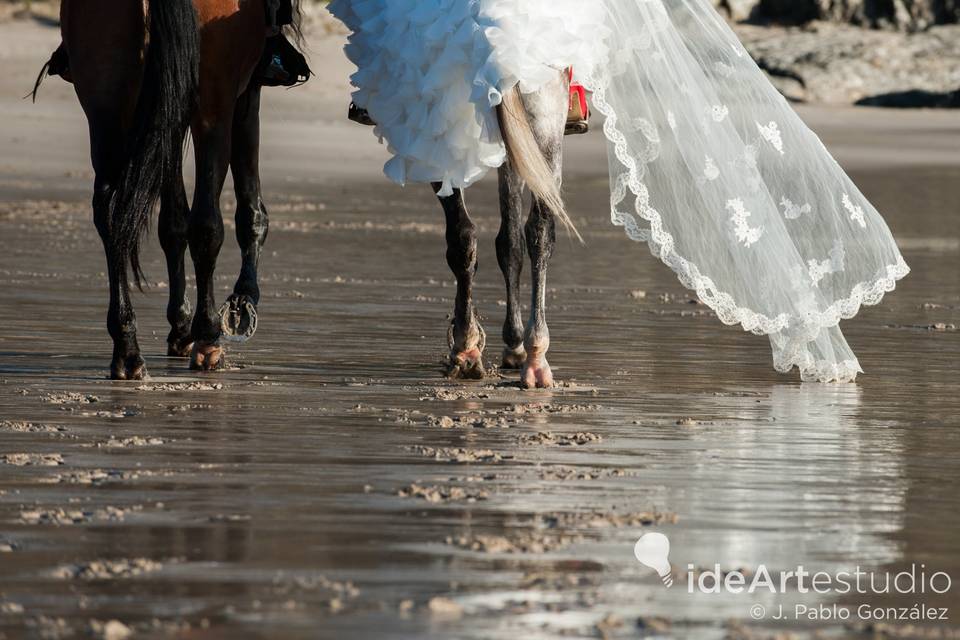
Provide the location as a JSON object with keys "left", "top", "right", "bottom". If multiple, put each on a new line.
{"left": 632, "top": 533, "right": 953, "bottom": 623}
{"left": 634, "top": 532, "right": 673, "bottom": 587}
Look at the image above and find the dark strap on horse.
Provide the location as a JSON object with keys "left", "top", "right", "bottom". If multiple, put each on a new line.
{"left": 276, "top": 0, "right": 293, "bottom": 26}
{"left": 266, "top": 0, "right": 293, "bottom": 27}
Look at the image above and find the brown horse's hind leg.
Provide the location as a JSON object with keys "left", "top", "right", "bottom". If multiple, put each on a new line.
{"left": 188, "top": 121, "right": 231, "bottom": 371}
{"left": 186, "top": 0, "right": 265, "bottom": 371}
{"left": 434, "top": 185, "right": 485, "bottom": 380}
{"left": 223, "top": 84, "right": 268, "bottom": 342}
{"left": 159, "top": 154, "right": 193, "bottom": 358}
{"left": 63, "top": 0, "right": 153, "bottom": 380}
{"left": 496, "top": 165, "right": 527, "bottom": 369}
{"left": 89, "top": 117, "right": 146, "bottom": 380}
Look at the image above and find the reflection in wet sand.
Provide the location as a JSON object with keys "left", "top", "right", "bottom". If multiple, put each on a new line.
{"left": 1, "top": 22, "right": 959, "bottom": 637}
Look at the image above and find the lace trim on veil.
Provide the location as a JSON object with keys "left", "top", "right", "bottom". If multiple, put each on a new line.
{"left": 583, "top": 71, "right": 910, "bottom": 382}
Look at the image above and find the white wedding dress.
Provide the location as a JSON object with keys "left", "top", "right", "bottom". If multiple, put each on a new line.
{"left": 328, "top": 0, "right": 909, "bottom": 382}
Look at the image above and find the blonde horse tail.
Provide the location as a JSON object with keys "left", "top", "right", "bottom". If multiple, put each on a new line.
{"left": 497, "top": 85, "right": 581, "bottom": 242}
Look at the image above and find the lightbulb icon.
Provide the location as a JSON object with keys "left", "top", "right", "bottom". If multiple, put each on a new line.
{"left": 634, "top": 532, "right": 673, "bottom": 587}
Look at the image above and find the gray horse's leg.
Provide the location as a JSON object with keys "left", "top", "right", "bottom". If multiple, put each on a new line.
{"left": 517, "top": 75, "right": 567, "bottom": 389}
{"left": 522, "top": 198, "right": 556, "bottom": 388}
{"left": 496, "top": 165, "right": 526, "bottom": 369}
{"left": 434, "top": 184, "right": 485, "bottom": 379}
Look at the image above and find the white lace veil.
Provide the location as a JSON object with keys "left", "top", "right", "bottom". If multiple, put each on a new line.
{"left": 579, "top": 0, "right": 909, "bottom": 382}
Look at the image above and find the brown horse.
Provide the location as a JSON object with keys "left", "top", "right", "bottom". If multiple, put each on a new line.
{"left": 54, "top": 0, "right": 270, "bottom": 379}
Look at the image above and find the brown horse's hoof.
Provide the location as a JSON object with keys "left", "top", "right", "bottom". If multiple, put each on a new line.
{"left": 110, "top": 354, "right": 147, "bottom": 381}
{"left": 521, "top": 357, "right": 554, "bottom": 389}
{"left": 447, "top": 347, "right": 485, "bottom": 380}
{"left": 190, "top": 342, "right": 225, "bottom": 371}
{"left": 501, "top": 345, "right": 527, "bottom": 370}
{"left": 219, "top": 295, "right": 258, "bottom": 343}
{"left": 167, "top": 338, "right": 194, "bottom": 358}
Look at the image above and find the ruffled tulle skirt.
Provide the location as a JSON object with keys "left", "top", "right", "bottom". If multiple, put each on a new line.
{"left": 328, "top": 0, "right": 606, "bottom": 195}
{"left": 328, "top": 0, "right": 908, "bottom": 382}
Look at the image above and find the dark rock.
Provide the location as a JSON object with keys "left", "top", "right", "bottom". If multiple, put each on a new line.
{"left": 856, "top": 88, "right": 960, "bottom": 107}
{"left": 735, "top": 22, "right": 960, "bottom": 104}
{"left": 716, "top": 0, "right": 959, "bottom": 29}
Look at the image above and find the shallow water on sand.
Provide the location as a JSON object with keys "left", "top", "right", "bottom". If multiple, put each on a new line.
{"left": 1, "top": 27, "right": 959, "bottom": 633}
{"left": 2, "top": 156, "right": 958, "bottom": 639}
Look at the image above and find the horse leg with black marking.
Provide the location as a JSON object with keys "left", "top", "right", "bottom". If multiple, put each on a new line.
{"left": 435, "top": 185, "right": 485, "bottom": 379}
{"left": 158, "top": 155, "right": 193, "bottom": 357}
{"left": 496, "top": 166, "right": 526, "bottom": 369}
{"left": 222, "top": 85, "right": 268, "bottom": 342}
{"left": 522, "top": 199, "right": 556, "bottom": 388}
{"left": 188, "top": 121, "right": 231, "bottom": 371}
{"left": 517, "top": 79, "right": 567, "bottom": 389}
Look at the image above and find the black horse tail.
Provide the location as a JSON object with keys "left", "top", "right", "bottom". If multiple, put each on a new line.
{"left": 110, "top": 0, "right": 200, "bottom": 289}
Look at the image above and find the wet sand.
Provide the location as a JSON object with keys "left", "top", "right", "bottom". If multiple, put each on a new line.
{"left": 2, "top": 17, "right": 960, "bottom": 640}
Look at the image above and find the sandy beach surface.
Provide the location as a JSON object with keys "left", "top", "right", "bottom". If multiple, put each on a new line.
{"left": 1, "top": 15, "right": 959, "bottom": 640}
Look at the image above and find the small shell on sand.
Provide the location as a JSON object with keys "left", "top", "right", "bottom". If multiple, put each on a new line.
{"left": 88, "top": 619, "right": 133, "bottom": 640}
{"left": 0, "top": 602, "right": 24, "bottom": 614}
{"left": 427, "top": 597, "right": 463, "bottom": 618}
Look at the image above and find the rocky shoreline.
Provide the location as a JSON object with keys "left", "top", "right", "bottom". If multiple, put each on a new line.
{"left": 2, "top": 1, "right": 958, "bottom": 108}
{"left": 735, "top": 21, "right": 960, "bottom": 106}
{"left": 304, "top": 0, "right": 960, "bottom": 108}
{"left": 717, "top": 0, "right": 959, "bottom": 31}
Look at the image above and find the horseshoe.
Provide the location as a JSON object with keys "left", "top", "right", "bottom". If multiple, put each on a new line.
{"left": 219, "top": 296, "right": 259, "bottom": 344}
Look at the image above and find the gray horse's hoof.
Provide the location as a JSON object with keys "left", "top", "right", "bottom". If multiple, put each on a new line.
{"left": 219, "top": 295, "right": 258, "bottom": 343}
{"left": 448, "top": 347, "right": 486, "bottom": 380}
{"left": 446, "top": 322, "right": 486, "bottom": 380}
{"left": 521, "top": 357, "right": 554, "bottom": 389}
{"left": 501, "top": 345, "right": 526, "bottom": 370}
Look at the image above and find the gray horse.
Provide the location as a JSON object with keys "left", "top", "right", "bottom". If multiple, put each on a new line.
{"left": 435, "top": 73, "right": 575, "bottom": 389}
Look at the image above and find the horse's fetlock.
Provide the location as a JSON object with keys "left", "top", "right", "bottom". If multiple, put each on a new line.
{"left": 524, "top": 329, "right": 550, "bottom": 359}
